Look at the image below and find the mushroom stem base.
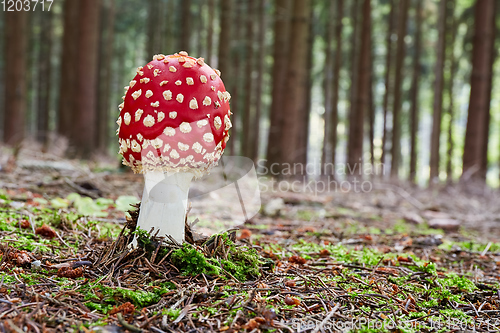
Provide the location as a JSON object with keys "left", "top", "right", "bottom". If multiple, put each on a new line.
{"left": 136, "top": 171, "right": 194, "bottom": 244}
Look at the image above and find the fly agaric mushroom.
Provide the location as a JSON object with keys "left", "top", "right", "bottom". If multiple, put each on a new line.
{"left": 117, "top": 51, "right": 231, "bottom": 243}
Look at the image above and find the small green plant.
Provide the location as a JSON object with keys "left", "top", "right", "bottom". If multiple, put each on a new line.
{"left": 163, "top": 308, "right": 182, "bottom": 320}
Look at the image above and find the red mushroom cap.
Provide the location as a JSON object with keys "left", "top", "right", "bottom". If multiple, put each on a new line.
{"left": 117, "top": 51, "right": 232, "bottom": 178}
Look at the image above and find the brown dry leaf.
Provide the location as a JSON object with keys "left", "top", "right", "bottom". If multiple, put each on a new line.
{"left": 263, "top": 250, "right": 278, "bottom": 260}
{"left": 297, "top": 226, "right": 316, "bottom": 233}
{"left": 257, "top": 282, "right": 269, "bottom": 289}
{"left": 13, "top": 250, "right": 31, "bottom": 267}
{"left": 481, "top": 302, "right": 494, "bottom": 310}
{"left": 400, "top": 236, "right": 413, "bottom": 247}
{"left": 57, "top": 267, "right": 84, "bottom": 279}
{"left": 35, "top": 224, "right": 56, "bottom": 239}
{"left": 397, "top": 256, "right": 412, "bottom": 263}
{"left": 238, "top": 229, "right": 252, "bottom": 240}
{"left": 109, "top": 301, "right": 135, "bottom": 315}
{"left": 243, "top": 318, "right": 260, "bottom": 330}
{"left": 284, "top": 296, "right": 301, "bottom": 306}
{"left": 20, "top": 220, "right": 30, "bottom": 229}
{"left": 382, "top": 258, "right": 396, "bottom": 265}
{"left": 288, "top": 255, "right": 307, "bottom": 265}
{"left": 319, "top": 249, "right": 331, "bottom": 256}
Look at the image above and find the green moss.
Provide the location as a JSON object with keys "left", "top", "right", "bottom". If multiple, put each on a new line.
{"left": 83, "top": 284, "right": 160, "bottom": 310}
{"left": 171, "top": 233, "right": 263, "bottom": 281}
{"left": 222, "top": 248, "right": 261, "bottom": 281}
{"left": 132, "top": 227, "right": 157, "bottom": 252}
{"left": 393, "top": 219, "right": 411, "bottom": 234}
{"left": 419, "top": 299, "right": 438, "bottom": 307}
{"left": 0, "top": 272, "right": 17, "bottom": 285}
{"left": 1, "top": 230, "right": 56, "bottom": 253}
{"left": 439, "top": 240, "right": 500, "bottom": 253}
{"left": 199, "top": 306, "right": 217, "bottom": 316}
{"left": 86, "top": 302, "right": 114, "bottom": 314}
{"left": 96, "top": 221, "right": 122, "bottom": 238}
{"left": 19, "top": 273, "right": 46, "bottom": 285}
{"left": 149, "top": 281, "right": 176, "bottom": 295}
{"left": 419, "top": 261, "right": 437, "bottom": 275}
{"left": 296, "top": 210, "right": 316, "bottom": 221}
{"left": 250, "top": 224, "right": 270, "bottom": 230}
{"left": 0, "top": 211, "right": 20, "bottom": 231}
{"left": 118, "top": 288, "right": 160, "bottom": 307}
{"left": 439, "top": 309, "right": 473, "bottom": 322}
{"left": 172, "top": 243, "right": 221, "bottom": 276}
{"left": 163, "top": 308, "right": 182, "bottom": 320}
{"left": 131, "top": 227, "right": 171, "bottom": 261}
{"left": 34, "top": 208, "right": 62, "bottom": 227}
{"left": 438, "top": 273, "right": 477, "bottom": 293}
{"left": 415, "top": 222, "right": 444, "bottom": 235}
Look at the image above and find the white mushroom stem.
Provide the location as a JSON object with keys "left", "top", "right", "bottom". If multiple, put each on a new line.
{"left": 136, "top": 171, "right": 194, "bottom": 243}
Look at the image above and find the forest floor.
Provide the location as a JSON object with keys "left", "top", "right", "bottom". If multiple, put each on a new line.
{"left": 0, "top": 145, "right": 500, "bottom": 332}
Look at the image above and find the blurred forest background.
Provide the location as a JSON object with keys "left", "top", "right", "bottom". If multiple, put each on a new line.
{"left": 1, "top": 0, "right": 499, "bottom": 187}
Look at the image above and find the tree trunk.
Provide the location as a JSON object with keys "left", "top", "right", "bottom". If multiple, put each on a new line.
{"left": 380, "top": 0, "right": 395, "bottom": 168}
{"left": 429, "top": 0, "right": 447, "bottom": 183}
{"left": 206, "top": 0, "right": 215, "bottom": 65}
{"left": 252, "top": 0, "right": 266, "bottom": 161}
{"left": 368, "top": 35, "right": 375, "bottom": 168}
{"left": 164, "top": 0, "right": 176, "bottom": 52}
{"left": 97, "top": 0, "right": 115, "bottom": 153}
{"left": 36, "top": 10, "right": 53, "bottom": 147}
{"left": 321, "top": 0, "right": 335, "bottom": 168}
{"left": 328, "top": 0, "right": 343, "bottom": 172}
{"left": 281, "top": 0, "right": 312, "bottom": 169}
{"left": 390, "top": 0, "right": 408, "bottom": 177}
{"left": 347, "top": 0, "right": 371, "bottom": 175}
{"left": 446, "top": 0, "right": 457, "bottom": 183}
{"left": 218, "top": 0, "right": 232, "bottom": 83}
{"left": 195, "top": 0, "right": 203, "bottom": 55}
{"left": 228, "top": 1, "right": 243, "bottom": 155}
{"left": 72, "top": 0, "right": 101, "bottom": 158}
{"left": 347, "top": 0, "right": 360, "bottom": 169}
{"left": 0, "top": 11, "right": 4, "bottom": 140}
{"left": 462, "top": 0, "right": 496, "bottom": 181}
{"left": 58, "top": 0, "right": 80, "bottom": 139}
{"left": 266, "top": 0, "right": 292, "bottom": 167}
{"left": 179, "top": 0, "right": 192, "bottom": 51}
{"left": 480, "top": 2, "right": 496, "bottom": 181}
{"left": 242, "top": 0, "right": 255, "bottom": 158}
{"left": 146, "top": 0, "right": 162, "bottom": 57}
{"left": 158, "top": 0, "right": 166, "bottom": 52}
{"left": 25, "top": 11, "right": 36, "bottom": 136}
{"left": 298, "top": 4, "right": 314, "bottom": 167}
{"left": 4, "top": 11, "right": 28, "bottom": 145}
{"left": 409, "top": 0, "right": 422, "bottom": 183}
